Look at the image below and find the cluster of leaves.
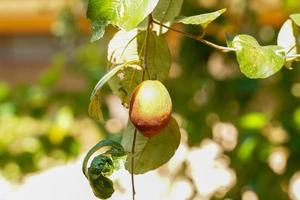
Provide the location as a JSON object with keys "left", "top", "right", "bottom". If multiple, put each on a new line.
{"left": 84, "top": 0, "right": 300, "bottom": 199}
{"left": 87, "top": 3, "right": 183, "bottom": 151}
{"left": 84, "top": 0, "right": 187, "bottom": 198}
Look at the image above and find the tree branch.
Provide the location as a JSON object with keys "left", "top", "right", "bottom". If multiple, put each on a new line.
{"left": 151, "top": 19, "right": 236, "bottom": 52}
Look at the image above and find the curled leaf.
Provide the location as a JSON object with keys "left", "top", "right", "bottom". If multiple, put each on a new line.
{"left": 82, "top": 140, "right": 126, "bottom": 199}
{"left": 88, "top": 63, "right": 133, "bottom": 122}
{"left": 88, "top": 155, "right": 115, "bottom": 199}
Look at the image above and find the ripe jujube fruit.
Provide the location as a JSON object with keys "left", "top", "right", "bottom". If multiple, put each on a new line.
{"left": 129, "top": 80, "right": 172, "bottom": 137}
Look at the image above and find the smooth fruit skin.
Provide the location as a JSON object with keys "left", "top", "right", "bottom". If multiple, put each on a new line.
{"left": 129, "top": 80, "right": 172, "bottom": 137}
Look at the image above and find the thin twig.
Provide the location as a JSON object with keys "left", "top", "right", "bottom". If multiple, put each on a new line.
{"left": 142, "top": 15, "right": 153, "bottom": 80}
{"left": 151, "top": 19, "right": 236, "bottom": 52}
{"left": 286, "top": 54, "right": 300, "bottom": 58}
{"left": 286, "top": 54, "right": 300, "bottom": 62}
{"left": 131, "top": 128, "right": 138, "bottom": 200}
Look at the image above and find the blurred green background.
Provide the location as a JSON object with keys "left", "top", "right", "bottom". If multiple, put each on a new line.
{"left": 1, "top": 0, "right": 300, "bottom": 200}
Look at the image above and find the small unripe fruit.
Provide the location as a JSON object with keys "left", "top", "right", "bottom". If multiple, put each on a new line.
{"left": 129, "top": 80, "right": 172, "bottom": 137}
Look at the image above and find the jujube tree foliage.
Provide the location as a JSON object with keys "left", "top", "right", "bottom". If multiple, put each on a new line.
{"left": 81, "top": 0, "right": 300, "bottom": 199}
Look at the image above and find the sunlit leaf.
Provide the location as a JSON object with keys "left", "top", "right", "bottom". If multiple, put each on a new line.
{"left": 88, "top": 94, "right": 104, "bottom": 122}
{"left": 175, "top": 8, "right": 226, "bottom": 29}
{"left": 290, "top": 13, "right": 300, "bottom": 27}
{"left": 138, "top": 0, "right": 184, "bottom": 33}
{"left": 277, "top": 19, "right": 297, "bottom": 56}
{"left": 152, "top": 0, "right": 184, "bottom": 33}
{"left": 108, "top": 29, "right": 140, "bottom": 64}
{"left": 122, "top": 117, "right": 180, "bottom": 174}
{"left": 87, "top": 0, "right": 159, "bottom": 41}
{"left": 232, "top": 34, "right": 285, "bottom": 79}
{"left": 117, "top": 0, "right": 159, "bottom": 30}
{"left": 153, "top": 0, "right": 183, "bottom": 23}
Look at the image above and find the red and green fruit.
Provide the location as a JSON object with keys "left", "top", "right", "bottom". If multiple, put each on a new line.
{"left": 129, "top": 80, "right": 172, "bottom": 137}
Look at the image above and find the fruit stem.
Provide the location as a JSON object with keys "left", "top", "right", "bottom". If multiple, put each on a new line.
{"left": 142, "top": 15, "right": 153, "bottom": 80}
{"left": 131, "top": 128, "right": 138, "bottom": 200}
{"left": 151, "top": 19, "right": 236, "bottom": 52}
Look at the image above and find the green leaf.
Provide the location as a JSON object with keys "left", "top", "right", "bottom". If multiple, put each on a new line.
{"left": 87, "top": 0, "right": 118, "bottom": 42}
{"left": 138, "top": 0, "right": 184, "bottom": 33}
{"left": 87, "top": 155, "right": 115, "bottom": 199}
{"left": 277, "top": 19, "right": 297, "bottom": 56}
{"left": 108, "top": 65, "right": 143, "bottom": 107}
{"left": 152, "top": 0, "right": 183, "bottom": 23}
{"left": 136, "top": 31, "right": 172, "bottom": 81}
{"left": 87, "top": 0, "right": 159, "bottom": 41}
{"left": 121, "top": 117, "right": 181, "bottom": 174}
{"left": 117, "top": 0, "right": 159, "bottom": 30}
{"left": 88, "top": 172, "right": 114, "bottom": 199}
{"left": 290, "top": 13, "right": 300, "bottom": 27}
{"left": 175, "top": 8, "right": 226, "bottom": 29}
{"left": 89, "top": 63, "right": 131, "bottom": 122}
{"left": 232, "top": 34, "right": 285, "bottom": 79}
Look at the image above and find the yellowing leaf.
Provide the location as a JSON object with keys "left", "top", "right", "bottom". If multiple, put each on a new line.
{"left": 175, "top": 8, "right": 226, "bottom": 29}
{"left": 88, "top": 63, "right": 130, "bottom": 122}
{"left": 290, "top": 13, "right": 300, "bottom": 27}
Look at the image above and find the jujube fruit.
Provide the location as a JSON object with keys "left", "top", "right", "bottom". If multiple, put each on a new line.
{"left": 129, "top": 80, "right": 172, "bottom": 137}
